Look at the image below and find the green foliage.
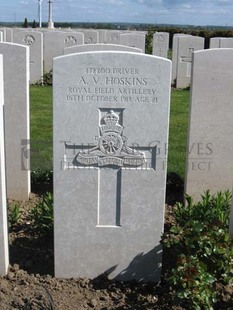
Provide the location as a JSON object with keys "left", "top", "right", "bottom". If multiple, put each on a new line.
{"left": 162, "top": 191, "right": 233, "bottom": 309}
{"left": 145, "top": 31, "right": 153, "bottom": 54}
{"left": 36, "top": 70, "right": 53, "bottom": 86}
{"left": 31, "top": 169, "right": 53, "bottom": 184}
{"left": 8, "top": 203, "right": 21, "bottom": 229}
{"left": 23, "top": 18, "right": 28, "bottom": 28}
{"left": 31, "top": 192, "right": 53, "bottom": 235}
{"left": 32, "top": 20, "right": 36, "bottom": 28}
{"left": 42, "top": 70, "right": 53, "bottom": 86}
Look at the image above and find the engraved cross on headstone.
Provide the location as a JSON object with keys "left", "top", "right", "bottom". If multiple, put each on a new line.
{"left": 180, "top": 47, "right": 194, "bottom": 77}
{"left": 62, "top": 108, "right": 156, "bottom": 227}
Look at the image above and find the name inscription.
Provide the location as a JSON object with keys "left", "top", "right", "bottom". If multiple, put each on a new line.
{"left": 65, "top": 67, "right": 160, "bottom": 104}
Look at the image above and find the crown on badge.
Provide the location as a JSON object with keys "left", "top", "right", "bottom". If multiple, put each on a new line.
{"left": 100, "top": 110, "right": 123, "bottom": 135}
{"left": 103, "top": 110, "right": 119, "bottom": 125}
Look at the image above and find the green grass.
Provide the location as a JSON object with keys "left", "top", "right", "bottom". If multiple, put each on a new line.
{"left": 30, "top": 85, "right": 52, "bottom": 171}
{"left": 30, "top": 86, "right": 190, "bottom": 179}
{"left": 168, "top": 89, "right": 190, "bottom": 178}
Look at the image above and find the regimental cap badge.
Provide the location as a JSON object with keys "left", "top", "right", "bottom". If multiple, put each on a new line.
{"left": 74, "top": 109, "right": 146, "bottom": 167}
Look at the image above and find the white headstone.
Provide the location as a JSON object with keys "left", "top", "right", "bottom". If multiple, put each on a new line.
{"left": 98, "top": 30, "right": 107, "bottom": 43}
{"left": 209, "top": 37, "right": 221, "bottom": 49}
{"left": 0, "top": 33, "right": 2, "bottom": 42}
{"left": 206, "top": 37, "right": 233, "bottom": 49}
{"left": 13, "top": 31, "right": 43, "bottom": 84}
{"left": 152, "top": 32, "right": 169, "bottom": 58}
{"left": 0, "top": 29, "right": 6, "bottom": 42}
{"left": 106, "top": 31, "right": 122, "bottom": 44}
{"left": 171, "top": 34, "right": 189, "bottom": 85}
{"left": 120, "top": 33, "right": 145, "bottom": 53}
{"left": 220, "top": 38, "right": 233, "bottom": 48}
{"left": 0, "top": 54, "right": 9, "bottom": 276}
{"left": 3, "top": 28, "right": 13, "bottom": 42}
{"left": 83, "top": 30, "right": 99, "bottom": 44}
{"left": 44, "top": 31, "right": 84, "bottom": 72}
{"left": 185, "top": 48, "right": 233, "bottom": 201}
{"left": 64, "top": 44, "right": 142, "bottom": 55}
{"left": 53, "top": 51, "right": 171, "bottom": 282}
{"left": 0, "top": 43, "right": 30, "bottom": 200}
{"left": 176, "top": 36, "right": 204, "bottom": 88}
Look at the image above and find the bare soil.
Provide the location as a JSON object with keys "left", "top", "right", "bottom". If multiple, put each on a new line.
{"left": 1, "top": 178, "right": 233, "bottom": 309}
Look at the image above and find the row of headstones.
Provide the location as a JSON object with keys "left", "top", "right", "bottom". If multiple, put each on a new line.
{"left": 3, "top": 27, "right": 233, "bottom": 88}
{"left": 0, "top": 28, "right": 169, "bottom": 83}
{"left": 1, "top": 43, "right": 233, "bottom": 280}
{"left": 171, "top": 34, "right": 233, "bottom": 88}
{"left": 1, "top": 28, "right": 147, "bottom": 83}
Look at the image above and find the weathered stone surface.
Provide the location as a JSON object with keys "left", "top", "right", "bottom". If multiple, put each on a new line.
{"left": 0, "top": 29, "right": 6, "bottom": 42}
{"left": 83, "top": 30, "right": 99, "bottom": 44}
{"left": 219, "top": 38, "right": 233, "bottom": 48}
{"left": 44, "top": 31, "right": 84, "bottom": 72}
{"left": 0, "top": 43, "right": 30, "bottom": 200}
{"left": 13, "top": 30, "right": 43, "bottom": 84}
{"left": 185, "top": 49, "right": 233, "bottom": 201}
{"left": 53, "top": 52, "right": 171, "bottom": 282}
{"left": 98, "top": 30, "right": 107, "bottom": 43}
{"left": 105, "top": 31, "right": 122, "bottom": 44}
{"left": 171, "top": 33, "right": 189, "bottom": 85}
{"left": 64, "top": 44, "right": 142, "bottom": 55}
{"left": 152, "top": 32, "right": 169, "bottom": 58}
{"left": 3, "top": 28, "right": 13, "bottom": 42}
{"left": 120, "top": 33, "right": 145, "bottom": 53}
{"left": 176, "top": 36, "right": 204, "bottom": 88}
{"left": 209, "top": 37, "right": 222, "bottom": 48}
{"left": 0, "top": 54, "right": 9, "bottom": 276}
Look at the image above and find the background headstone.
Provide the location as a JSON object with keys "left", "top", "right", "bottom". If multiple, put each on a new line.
{"left": 176, "top": 36, "right": 204, "bottom": 88}
{"left": 3, "top": 28, "right": 13, "bottom": 42}
{"left": 185, "top": 49, "right": 233, "bottom": 201}
{"left": 0, "top": 29, "right": 6, "bottom": 42}
{"left": 152, "top": 32, "right": 169, "bottom": 58}
{"left": 171, "top": 33, "right": 189, "bottom": 85}
{"left": 53, "top": 52, "right": 171, "bottom": 282}
{"left": 98, "top": 30, "right": 107, "bottom": 43}
{"left": 44, "top": 31, "right": 84, "bottom": 73}
{"left": 209, "top": 37, "right": 221, "bottom": 48}
{"left": 13, "top": 31, "right": 43, "bottom": 84}
{"left": 106, "top": 31, "right": 122, "bottom": 44}
{"left": 120, "top": 33, "right": 145, "bottom": 53}
{"left": 0, "top": 54, "right": 9, "bottom": 276}
{"left": 83, "top": 30, "right": 99, "bottom": 44}
{"left": 64, "top": 44, "right": 142, "bottom": 54}
{"left": 220, "top": 38, "right": 233, "bottom": 48}
{"left": 0, "top": 43, "right": 30, "bottom": 200}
